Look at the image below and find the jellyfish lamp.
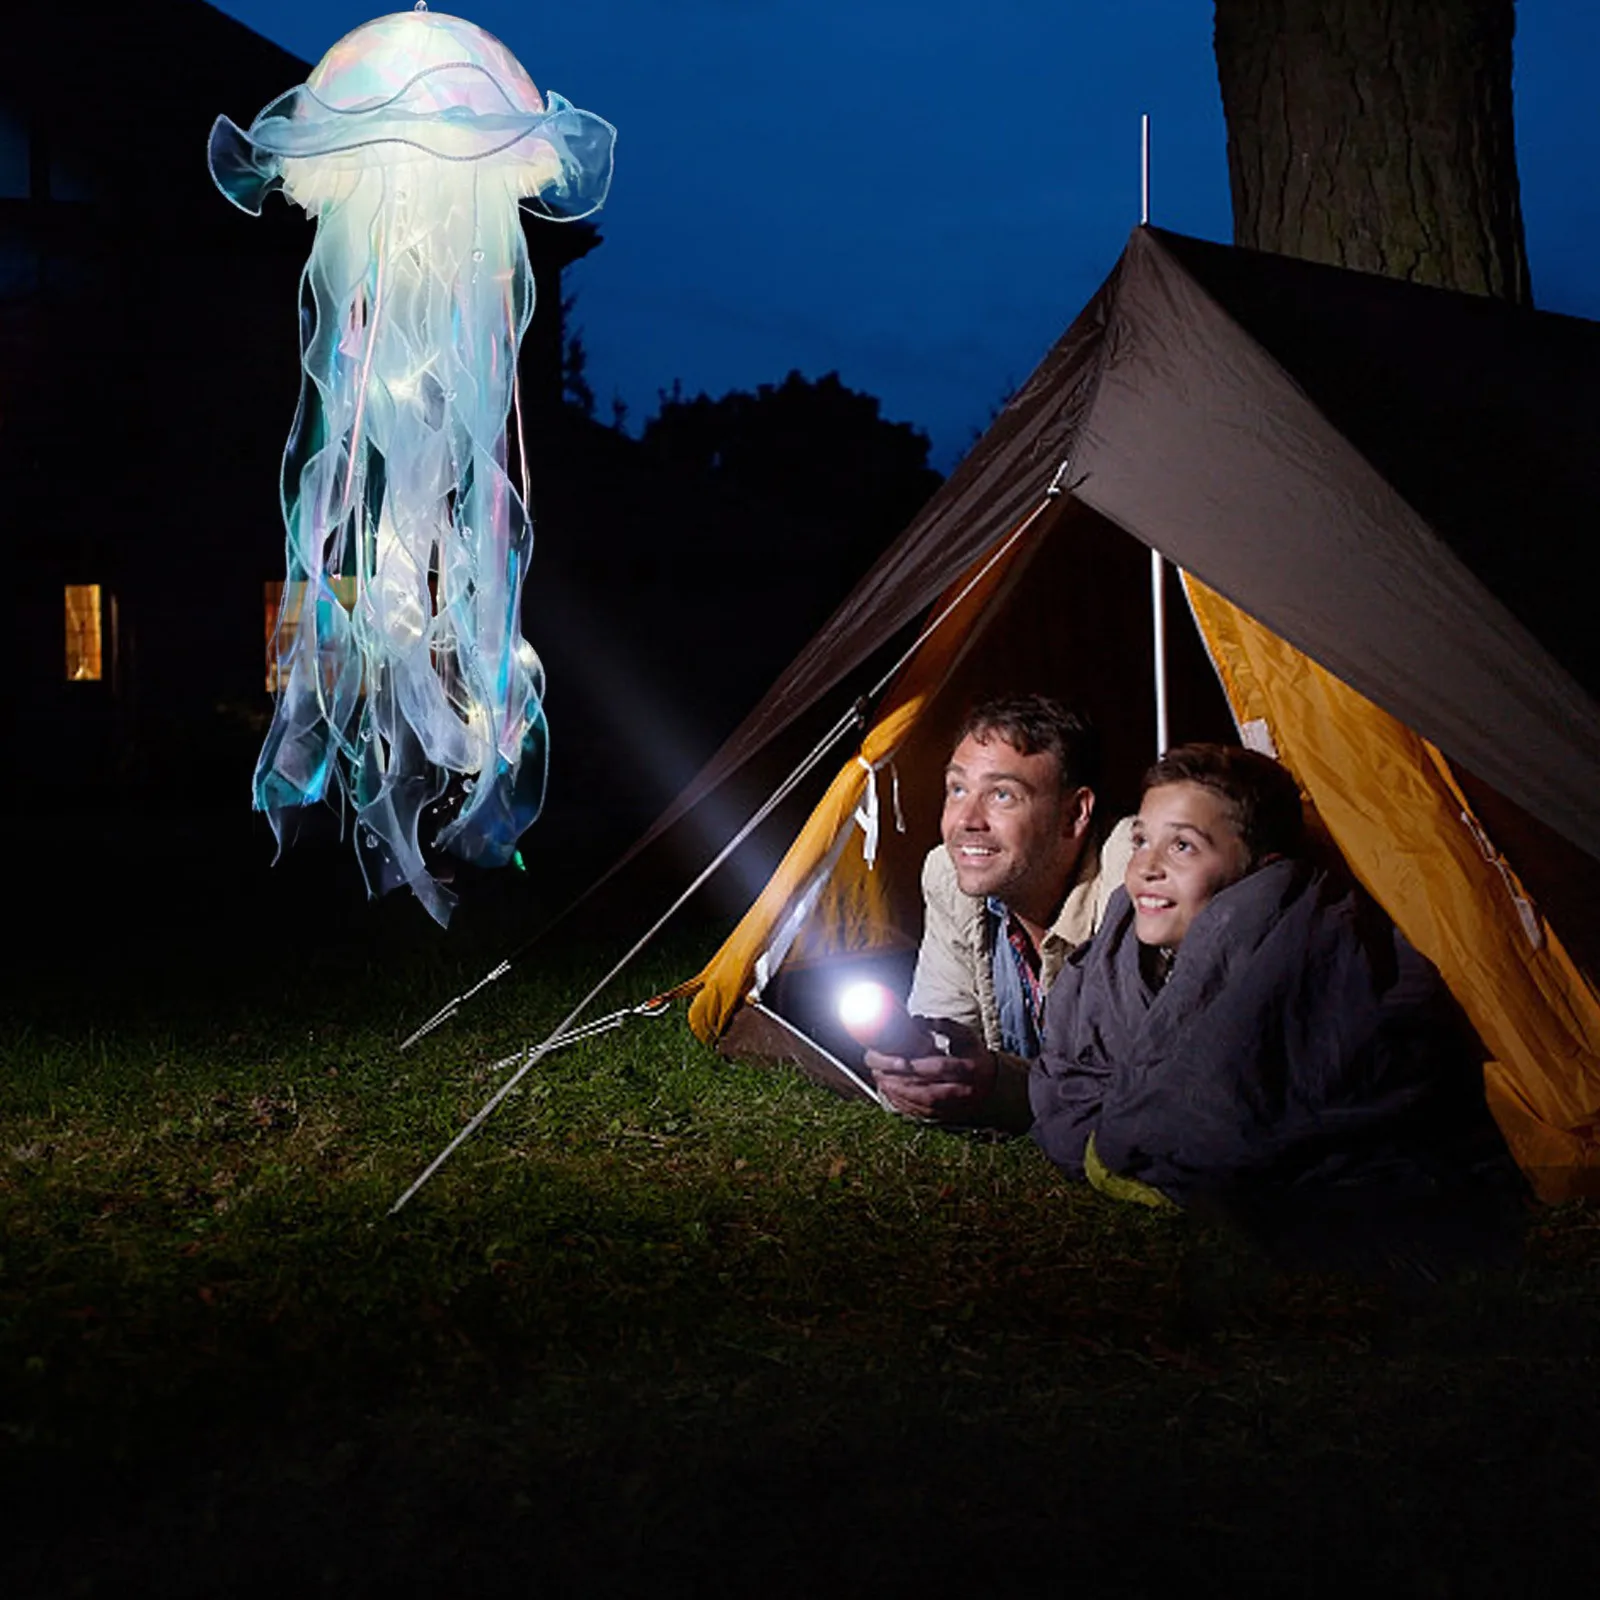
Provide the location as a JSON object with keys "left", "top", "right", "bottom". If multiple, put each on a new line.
{"left": 209, "top": 8, "right": 615, "bottom": 924}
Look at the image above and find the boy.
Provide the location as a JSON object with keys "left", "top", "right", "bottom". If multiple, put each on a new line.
{"left": 1032, "top": 744, "right": 1511, "bottom": 1217}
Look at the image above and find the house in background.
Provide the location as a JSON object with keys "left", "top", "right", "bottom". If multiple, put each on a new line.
{"left": 1, "top": 0, "right": 596, "bottom": 811}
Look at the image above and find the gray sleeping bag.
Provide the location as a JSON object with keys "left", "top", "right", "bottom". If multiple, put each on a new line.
{"left": 1031, "top": 860, "right": 1502, "bottom": 1208}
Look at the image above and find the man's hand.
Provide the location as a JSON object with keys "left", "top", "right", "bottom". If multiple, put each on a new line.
{"left": 864, "top": 1020, "right": 996, "bottom": 1122}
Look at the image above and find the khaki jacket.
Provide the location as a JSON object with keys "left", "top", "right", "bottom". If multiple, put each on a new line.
{"left": 906, "top": 817, "right": 1135, "bottom": 1129}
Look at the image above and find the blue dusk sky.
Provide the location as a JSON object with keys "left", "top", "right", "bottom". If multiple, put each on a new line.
{"left": 210, "top": 1, "right": 1600, "bottom": 468}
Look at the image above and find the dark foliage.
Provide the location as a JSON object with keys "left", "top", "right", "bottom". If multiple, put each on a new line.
{"left": 641, "top": 369, "right": 942, "bottom": 579}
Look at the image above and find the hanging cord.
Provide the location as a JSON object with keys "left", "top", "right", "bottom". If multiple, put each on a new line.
{"left": 388, "top": 478, "right": 1066, "bottom": 1213}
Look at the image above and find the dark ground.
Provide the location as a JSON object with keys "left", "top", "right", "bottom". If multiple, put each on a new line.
{"left": 3, "top": 806, "right": 1598, "bottom": 1598}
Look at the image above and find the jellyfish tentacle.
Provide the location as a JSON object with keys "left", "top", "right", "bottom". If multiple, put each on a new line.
{"left": 338, "top": 220, "right": 389, "bottom": 549}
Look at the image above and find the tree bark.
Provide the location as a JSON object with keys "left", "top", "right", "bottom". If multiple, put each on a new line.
{"left": 1214, "top": 0, "right": 1531, "bottom": 303}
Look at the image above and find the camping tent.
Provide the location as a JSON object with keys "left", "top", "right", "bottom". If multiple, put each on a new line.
{"left": 673, "top": 226, "right": 1600, "bottom": 1203}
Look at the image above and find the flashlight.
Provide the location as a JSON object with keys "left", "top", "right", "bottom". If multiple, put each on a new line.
{"left": 837, "top": 980, "right": 932, "bottom": 1059}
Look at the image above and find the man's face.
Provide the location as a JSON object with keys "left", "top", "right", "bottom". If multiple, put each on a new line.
{"left": 1125, "top": 780, "right": 1252, "bottom": 949}
{"left": 941, "top": 732, "right": 1092, "bottom": 912}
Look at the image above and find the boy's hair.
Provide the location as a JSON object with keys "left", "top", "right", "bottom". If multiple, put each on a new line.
{"left": 956, "top": 695, "right": 1100, "bottom": 793}
{"left": 1142, "top": 744, "right": 1305, "bottom": 863}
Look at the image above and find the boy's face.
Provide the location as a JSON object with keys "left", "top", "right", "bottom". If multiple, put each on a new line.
{"left": 1125, "top": 780, "right": 1252, "bottom": 948}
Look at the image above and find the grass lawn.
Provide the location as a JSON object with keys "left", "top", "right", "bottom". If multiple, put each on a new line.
{"left": 3, "top": 819, "right": 1599, "bottom": 1596}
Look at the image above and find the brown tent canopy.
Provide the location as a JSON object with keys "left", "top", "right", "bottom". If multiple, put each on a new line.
{"left": 650, "top": 227, "right": 1600, "bottom": 868}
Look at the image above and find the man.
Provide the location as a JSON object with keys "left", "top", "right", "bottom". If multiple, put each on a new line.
{"left": 865, "top": 695, "right": 1132, "bottom": 1130}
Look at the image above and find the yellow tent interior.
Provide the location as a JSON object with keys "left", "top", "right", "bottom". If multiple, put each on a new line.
{"left": 670, "top": 229, "right": 1600, "bottom": 1204}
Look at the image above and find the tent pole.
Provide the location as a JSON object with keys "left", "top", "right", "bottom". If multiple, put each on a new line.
{"left": 1151, "top": 549, "right": 1169, "bottom": 757}
{"left": 1141, "top": 114, "right": 1166, "bottom": 756}
{"left": 1141, "top": 112, "right": 1150, "bottom": 225}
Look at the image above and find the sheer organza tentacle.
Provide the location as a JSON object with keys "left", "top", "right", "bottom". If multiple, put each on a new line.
{"left": 210, "top": 10, "right": 613, "bottom": 923}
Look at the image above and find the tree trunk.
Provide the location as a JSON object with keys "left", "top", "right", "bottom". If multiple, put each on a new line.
{"left": 1214, "top": 0, "right": 1531, "bottom": 303}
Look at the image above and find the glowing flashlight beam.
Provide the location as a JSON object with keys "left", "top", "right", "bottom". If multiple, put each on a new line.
{"left": 836, "top": 980, "right": 931, "bottom": 1059}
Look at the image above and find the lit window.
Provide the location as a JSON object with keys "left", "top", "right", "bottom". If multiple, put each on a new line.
{"left": 64, "top": 585, "right": 102, "bottom": 681}
{"left": 265, "top": 577, "right": 357, "bottom": 692}
{"left": 264, "top": 580, "right": 293, "bottom": 692}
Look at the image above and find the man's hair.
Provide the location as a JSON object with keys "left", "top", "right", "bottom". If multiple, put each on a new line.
{"left": 1141, "top": 743, "right": 1305, "bottom": 863}
{"left": 956, "top": 695, "right": 1100, "bottom": 793}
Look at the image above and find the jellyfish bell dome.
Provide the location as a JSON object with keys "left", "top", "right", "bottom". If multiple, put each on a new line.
{"left": 209, "top": 8, "right": 613, "bottom": 218}
{"left": 307, "top": 11, "right": 547, "bottom": 128}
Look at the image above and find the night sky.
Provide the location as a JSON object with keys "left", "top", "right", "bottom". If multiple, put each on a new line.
{"left": 210, "top": 2, "right": 1600, "bottom": 468}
